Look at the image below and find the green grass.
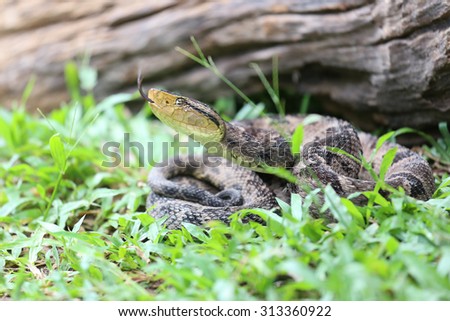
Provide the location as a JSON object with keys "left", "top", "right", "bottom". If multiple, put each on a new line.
{"left": 0, "top": 59, "right": 450, "bottom": 301}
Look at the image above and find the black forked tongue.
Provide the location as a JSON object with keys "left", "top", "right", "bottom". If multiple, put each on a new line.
{"left": 137, "top": 71, "right": 154, "bottom": 103}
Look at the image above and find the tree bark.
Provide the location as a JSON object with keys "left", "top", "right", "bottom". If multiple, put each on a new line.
{"left": 1, "top": 0, "right": 449, "bottom": 130}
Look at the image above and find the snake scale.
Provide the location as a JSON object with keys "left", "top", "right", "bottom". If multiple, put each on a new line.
{"left": 138, "top": 78, "right": 435, "bottom": 229}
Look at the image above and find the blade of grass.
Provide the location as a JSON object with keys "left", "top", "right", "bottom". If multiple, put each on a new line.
{"left": 300, "top": 94, "right": 310, "bottom": 114}
{"left": 20, "top": 76, "right": 36, "bottom": 109}
{"left": 176, "top": 37, "right": 258, "bottom": 109}
{"left": 291, "top": 124, "right": 304, "bottom": 156}
{"left": 365, "top": 147, "right": 397, "bottom": 221}
{"left": 250, "top": 62, "right": 285, "bottom": 116}
{"left": 272, "top": 55, "right": 280, "bottom": 100}
{"left": 44, "top": 134, "right": 66, "bottom": 220}
{"left": 65, "top": 61, "right": 81, "bottom": 103}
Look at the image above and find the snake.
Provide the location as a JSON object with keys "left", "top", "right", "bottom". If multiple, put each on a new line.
{"left": 138, "top": 77, "right": 435, "bottom": 229}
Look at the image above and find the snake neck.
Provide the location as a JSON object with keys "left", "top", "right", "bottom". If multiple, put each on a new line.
{"left": 137, "top": 84, "right": 295, "bottom": 170}
{"left": 219, "top": 121, "right": 295, "bottom": 170}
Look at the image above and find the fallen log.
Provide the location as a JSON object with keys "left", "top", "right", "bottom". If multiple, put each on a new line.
{"left": 0, "top": 0, "right": 449, "bottom": 130}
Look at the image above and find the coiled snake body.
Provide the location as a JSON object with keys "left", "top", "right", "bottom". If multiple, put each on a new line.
{"left": 138, "top": 80, "right": 435, "bottom": 229}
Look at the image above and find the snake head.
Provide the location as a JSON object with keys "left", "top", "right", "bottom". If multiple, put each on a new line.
{"left": 138, "top": 75, "right": 226, "bottom": 144}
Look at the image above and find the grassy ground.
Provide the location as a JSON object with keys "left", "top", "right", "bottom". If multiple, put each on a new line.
{"left": 0, "top": 61, "right": 449, "bottom": 300}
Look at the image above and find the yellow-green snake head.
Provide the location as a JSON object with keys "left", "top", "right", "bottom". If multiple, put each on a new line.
{"left": 138, "top": 78, "right": 226, "bottom": 144}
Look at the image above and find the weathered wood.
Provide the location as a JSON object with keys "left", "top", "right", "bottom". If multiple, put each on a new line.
{"left": 1, "top": 0, "right": 449, "bottom": 130}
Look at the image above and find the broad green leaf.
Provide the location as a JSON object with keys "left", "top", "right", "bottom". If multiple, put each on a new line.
{"left": 276, "top": 197, "right": 291, "bottom": 214}
{"left": 88, "top": 266, "right": 103, "bottom": 281}
{"left": 79, "top": 65, "right": 97, "bottom": 92}
{"left": 362, "top": 191, "right": 390, "bottom": 207}
{"left": 290, "top": 193, "right": 303, "bottom": 221}
{"left": 376, "top": 131, "right": 395, "bottom": 150}
{"left": 60, "top": 200, "right": 89, "bottom": 215}
{"left": 86, "top": 93, "right": 135, "bottom": 119}
{"left": 136, "top": 213, "right": 155, "bottom": 227}
{"left": 49, "top": 133, "right": 66, "bottom": 173}
{"left": 437, "top": 248, "right": 450, "bottom": 276}
{"left": 88, "top": 188, "right": 123, "bottom": 203}
{"left": 0, "top": 196, "right": 34, "bottom": 217}
{"left": 182, "top": 223, "right": 210, "bottom": 243}
{"left": 213, "top": 279, "right": 236, "bottom": 300}
{"left": 323, "top": 185, "right": 352, "bottom": 228}
{"left": 291, "top": 125, "right": 304, "bottom": 155}
{"left": 0, "top": 117, "right": 14, "bottom": 149}
{"left": 379, "top": 147, "right": 397, "bottom": 180}
{"left": 341, "top": 198, "right": 364, "bottom": 226}
{"left": 434, "top": 176, "right": 450, "bottom": 198}
{"left": 72, "top": 215, "right": 85, "bottom": 233}
{"left": 385, "top": 236, "right": 399, "bottom": 255}
{"left": 27, "top": 229, "right": 46, "bottom": 263}
{"left": 57, "top": 200, "right": 89, "bottom": 228}
{"left": 375, "top": 128, "right": 416, "bottom": 150}
{"left": 39, "top": 221, "right": 64, "bottom": 233}
{"left": 64, "top": 61, "right": 80, "bottom": 101}
{"left": 240, "top": 208, "right": 284, "bottom": 237}
{"left": 279, "top": 259, "right": 319, "bottom": 289}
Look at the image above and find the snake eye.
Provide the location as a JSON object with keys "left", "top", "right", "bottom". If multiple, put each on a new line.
{"left": 175, "top": 98, "right": 186, "bottom": 106}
